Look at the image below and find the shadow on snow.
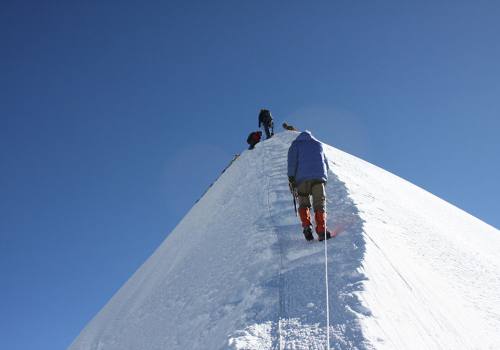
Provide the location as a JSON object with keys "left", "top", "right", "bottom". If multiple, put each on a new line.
{"left": 228, "top": 139, "right": 369, "bottom": 350}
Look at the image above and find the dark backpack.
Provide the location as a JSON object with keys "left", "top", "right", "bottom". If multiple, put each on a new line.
{"left": 247, "top": 131, "right": 261, "bottom": 144}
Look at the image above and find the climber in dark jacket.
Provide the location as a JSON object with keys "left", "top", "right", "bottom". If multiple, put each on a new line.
{"left": 247, "top": 131, "right": 262, "bottom": 150}
{"left": 258, "top": 109, "right": 274, "bottom": 139}
{"left": 288, "top": 130, "right": 331, "bottom": 241}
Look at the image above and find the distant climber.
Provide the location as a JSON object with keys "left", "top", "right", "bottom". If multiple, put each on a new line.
{"left": 288, "top": 130, "right": 331, "bottom": 241}
{"left": 258, "top": 109, "right": 274, "bottom": 139}
{"left": 282, "top": 122, "right": 298, "bottom": 131}
{"left": 247, "top": 131, "right": 262, "bottom": 150}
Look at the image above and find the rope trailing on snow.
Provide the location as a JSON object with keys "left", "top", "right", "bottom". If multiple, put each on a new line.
{"left": 324, "top": 201, "right": 331, "bottom": 350}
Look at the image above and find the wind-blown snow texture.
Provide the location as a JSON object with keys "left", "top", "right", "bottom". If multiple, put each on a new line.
{"left": 70, "top": 132, "right": 500, "bottom": 350}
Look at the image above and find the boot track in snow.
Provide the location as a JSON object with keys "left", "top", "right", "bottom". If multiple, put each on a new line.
{"left": 258, "top": 135, "right": 370, "bottom": 350}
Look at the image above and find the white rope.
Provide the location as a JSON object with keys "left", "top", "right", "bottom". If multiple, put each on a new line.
{"left": 324, "top": 200, "right": 330, "bottom": 350}
{"left": 278, "top": 318, "right": 284, "bottom": 350}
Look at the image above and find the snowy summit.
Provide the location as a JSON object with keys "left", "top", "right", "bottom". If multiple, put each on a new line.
{"left": 70, "top": 132, "right": 500, "bottom": 350}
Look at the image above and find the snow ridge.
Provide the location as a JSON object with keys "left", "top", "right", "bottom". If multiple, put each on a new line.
{"left": 69, "top": 131, "right": 500, "bottom": 350}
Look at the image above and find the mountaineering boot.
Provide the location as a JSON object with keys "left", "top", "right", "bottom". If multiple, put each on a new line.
{"left": 303, "top": 226, "right": 314, "bottom": 241}
{"left": 317, "top": 231, "right": 332, "bottom": 242}
{"left": 315, "top": 210, "right": 332, "bottom": 241}
{"left": 299, "top": 207, "right": 314, "bottom": 241}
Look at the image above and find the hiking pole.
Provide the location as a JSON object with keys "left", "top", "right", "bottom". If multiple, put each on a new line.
{"left": 289, "top": 182, "right": 298, "bottom": 216}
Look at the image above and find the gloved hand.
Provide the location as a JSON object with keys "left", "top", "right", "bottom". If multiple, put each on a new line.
{"left": 288, "top": 176, "right": 296, "bottom": 187}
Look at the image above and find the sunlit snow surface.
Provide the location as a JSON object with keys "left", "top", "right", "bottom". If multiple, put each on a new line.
{"left": 69, "top": 132, "right": 500, "bottom": 350}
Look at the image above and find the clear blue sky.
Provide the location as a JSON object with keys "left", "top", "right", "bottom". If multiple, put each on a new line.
{"left": 1, "top": 1, "right": 499, "bottom": 349}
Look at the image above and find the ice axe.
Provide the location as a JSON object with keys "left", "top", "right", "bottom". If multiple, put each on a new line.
{"left": 289, "top": 182, "right": 298, "bottom": 216}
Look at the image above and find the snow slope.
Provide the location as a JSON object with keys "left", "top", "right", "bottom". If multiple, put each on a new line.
{"left": 69, "top": 131, "right": 500, "bottom": 350}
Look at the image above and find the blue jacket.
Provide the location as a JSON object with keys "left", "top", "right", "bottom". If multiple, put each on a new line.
{"left": 287, "top": 131, "right": 329, "bottom": 185}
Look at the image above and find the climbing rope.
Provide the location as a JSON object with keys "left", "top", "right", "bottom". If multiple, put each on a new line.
{"left": 324, "top": 200, "right": 330, "bottom": 350}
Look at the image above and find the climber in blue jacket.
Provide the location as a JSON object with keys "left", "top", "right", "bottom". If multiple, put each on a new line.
{"left": 287, "top": 130, "right": 331, "bottom": 241}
